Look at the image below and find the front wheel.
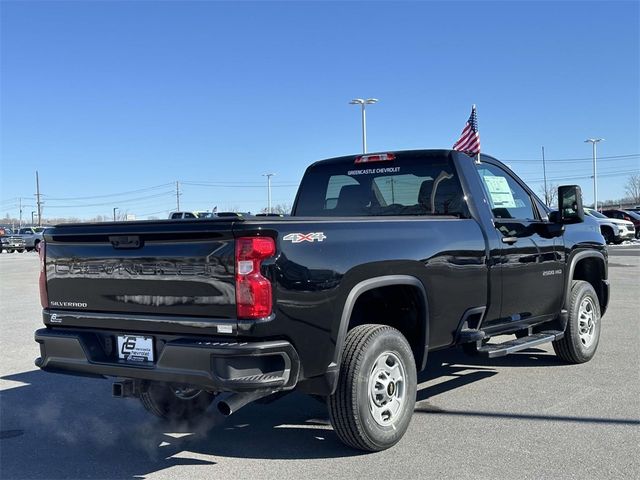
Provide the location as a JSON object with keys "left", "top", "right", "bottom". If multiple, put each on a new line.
{"left": 601, "top": 228, "right": 614, "bottom": 244}
{"left": 553, "top": 280, "right": 601, "bottom": 363}
{"left": 139, "top": 382, "right": 217, "bottom": 421}
{"left": 328, "top": 324, "right": 417, "bottom": 452}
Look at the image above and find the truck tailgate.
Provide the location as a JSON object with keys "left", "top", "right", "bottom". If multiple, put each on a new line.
{"left": 43, "top": 220, "right": 236, "bottom": 329}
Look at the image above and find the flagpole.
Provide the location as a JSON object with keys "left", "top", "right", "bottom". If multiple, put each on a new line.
{"left": 473, "top": 104, "right": 481, "bottom": 164}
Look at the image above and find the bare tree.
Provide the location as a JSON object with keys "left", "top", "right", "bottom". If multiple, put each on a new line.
{"left": 625, "top": 173, "right": 640, "bottom": 205}
{"left": 261, "top": 203, "right": 292, "bottom": 215}
{"left": 539, "top": 183, "right": 558, "bottom": 207}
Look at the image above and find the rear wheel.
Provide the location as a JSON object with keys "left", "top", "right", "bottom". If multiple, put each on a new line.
{"left": 553, "top": 280, "right": 601, "bottom": 363}
{"left": 139, "top": 382, "right": 217, "bottom": 421}
{"left": 328, "top": 324, "right": 417, "bottom": 452}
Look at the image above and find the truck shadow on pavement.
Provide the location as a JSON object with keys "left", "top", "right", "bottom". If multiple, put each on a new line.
{"left": 1, "top": 347, "right": 628, "bottom": 478}
{"left": 0, "top": 369, "right": 358, "bottom": 479}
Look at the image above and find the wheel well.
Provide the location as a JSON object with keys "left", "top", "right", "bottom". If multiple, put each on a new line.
{"left": 573, "top": 257, "right": 606, "bottom": 309}
{"left": 600, "top": 225, "right": 613, "bottom": 237}
{"left": 347, "top": 285, "right": 426, "bottom": 369}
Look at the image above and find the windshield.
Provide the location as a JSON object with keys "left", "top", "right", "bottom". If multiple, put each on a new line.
{"left": 586, "top": 209, "right": 607, "bottom": 219}
{"left": 294, "top": 153, "right": 469, "bottom": 217}
{"left": 623, "top": 210, "right": 640, "bottom": 220}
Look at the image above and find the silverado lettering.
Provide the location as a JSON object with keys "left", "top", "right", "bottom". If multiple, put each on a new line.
{"left": 53, "top": 260, "right": 226, "bottom": 277}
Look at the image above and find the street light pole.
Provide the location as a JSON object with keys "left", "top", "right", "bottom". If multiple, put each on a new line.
{"left": 585, "top": 138, "right": 604, "bottom": 210}
{"left": 349, "top": 98, "right": 378, "bottom": 153}
{"left": 541, "top": 146, "right": 548, "bottom": 205}
{"left": 113, "top": 207, "right": 119, "bottom": 222}
{"left": 263, "top": 173, "right": 275, "bottom": 213}
{"left": 31, "top": 211, "right": 36, "bottom": 225}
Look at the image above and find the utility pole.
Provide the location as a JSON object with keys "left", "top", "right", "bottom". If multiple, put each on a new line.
{"left": 175, "top": 181, "right": 181, "bottom": 211}
{"left": 263, "top": 173, "right": 275, "bottom": 213}
{"left": 542, "top": 146, "right": 548, "bottom": 205}
{"left": 113, "top": 207, "right": 119, "bottom": 222}
{"left": 585, "top": 138, "right": 604, "bottom": 210}
{"left": 18, "top": 198, "right": 23, "bottom": 229}
{"left": 31, "top": 211, "right": 36, "bottom": 225}
{"left": 35, "top": 171, "right": 42, "bottom": 226}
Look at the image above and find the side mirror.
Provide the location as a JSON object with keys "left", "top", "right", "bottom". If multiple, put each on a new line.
{"left": 557, "top": 185, "right": 584, "bottom": 224}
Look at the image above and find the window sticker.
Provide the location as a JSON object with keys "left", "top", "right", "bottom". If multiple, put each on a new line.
{"left": 483, "top": 175, "right": 516, "bottom": 208}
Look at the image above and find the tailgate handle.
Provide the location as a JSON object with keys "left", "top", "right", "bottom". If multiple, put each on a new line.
{"left": 109, "top": 235, "right": 142, "bottom": 249}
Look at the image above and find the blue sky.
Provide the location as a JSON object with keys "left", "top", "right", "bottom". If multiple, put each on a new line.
{"left": 1, "top": 0, "right": 639, "bottom": 220}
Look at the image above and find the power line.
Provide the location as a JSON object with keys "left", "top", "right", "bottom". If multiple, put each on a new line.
{"left": 524, "top": 169, "right": 640, "bottom": 183}
{"left": 44, "top": 183, "right": 174, "bottom": 201}
{"left": 182, "top": 182, "right": 298, "bottom": 188}
{"left": 44, "top": 191, "right": 174, "bottom": 208}
{"left": 503, "top": 153, "right": 639, "bottom": 163}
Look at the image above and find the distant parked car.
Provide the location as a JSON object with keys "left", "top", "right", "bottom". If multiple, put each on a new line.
{"left": 0, "top": 234, "right": 26, "bottom": 253}
{"left": 584, "top": 208, "right": 635, "bottom": 244}
{"left": 601, "top": 209, "right": 640, "bottom": 239}
{"left": 17, "top": 227, "right": 45, "bottom": 251}
{"left": 169, "top": 211, "right": 213, "bottom": 219}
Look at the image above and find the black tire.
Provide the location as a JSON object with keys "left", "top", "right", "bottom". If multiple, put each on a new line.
{"left": 7, "top": 249, "right": 14, "bottom": 253}
{"left": 601, "top": 227, "right": 614, "bottom": 244}
{"left": 328, "top": 324, "right": 417, "bottom": 452}
{"left": 553, "top": 280, "right": 601, "bottom": 364}
{"left": 139, "top": 382, "right": 217, "bottom": 421}
{"left": 17, "top": 249, "right": 25, "bottom": 253}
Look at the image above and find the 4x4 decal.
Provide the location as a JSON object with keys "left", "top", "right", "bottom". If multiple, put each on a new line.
{"left": 283, "top": 232, "right": 327, "bottom": 243}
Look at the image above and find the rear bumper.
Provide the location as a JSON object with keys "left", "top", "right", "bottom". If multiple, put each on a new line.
{"left": 35, "top": 328, "right": 300, "bottom": 393}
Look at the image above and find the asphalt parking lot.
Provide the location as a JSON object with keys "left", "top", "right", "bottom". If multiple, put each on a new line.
{"left": 1, "top": 247, "right": 638, "bottom": 480}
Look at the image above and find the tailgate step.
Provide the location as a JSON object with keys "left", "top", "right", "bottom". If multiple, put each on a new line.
{"left": 477, "top": 330, "right": 564, "bottom": 358}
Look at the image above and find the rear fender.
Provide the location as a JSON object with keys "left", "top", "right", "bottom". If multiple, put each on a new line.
{"left": 330, "top": 275, "right": 429, "bottom": 375}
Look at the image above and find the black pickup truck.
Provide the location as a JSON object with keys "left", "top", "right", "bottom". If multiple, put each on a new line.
{"left": 35, "top": 149, "right": 608, "bottom": 451}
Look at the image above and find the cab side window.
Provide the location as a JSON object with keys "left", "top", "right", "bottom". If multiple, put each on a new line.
{"left": 476, "top": 163, "right": 536, "bottom": 220}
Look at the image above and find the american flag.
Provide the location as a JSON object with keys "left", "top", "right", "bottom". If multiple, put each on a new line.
{"left": 452, "top": 105, "right": 481, "bottom": 156}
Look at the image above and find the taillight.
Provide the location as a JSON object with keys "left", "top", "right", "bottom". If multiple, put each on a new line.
{"left": 235, "top": 237, "right": 276, "bottom": 319}
{"left": 354, "top": 153, "right": 396, "bottom": 164}
{"left": 38, "top": 242, "right": 48, "bottom": 308}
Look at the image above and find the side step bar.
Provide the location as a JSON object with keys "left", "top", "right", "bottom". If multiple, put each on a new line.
{"left": 477, "top": 331, "right": 564, "bottom": 358}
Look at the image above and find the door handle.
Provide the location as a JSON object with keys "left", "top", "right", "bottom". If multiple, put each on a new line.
{"left": 501, "top": 236, "right": 518, "bottom": 245}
